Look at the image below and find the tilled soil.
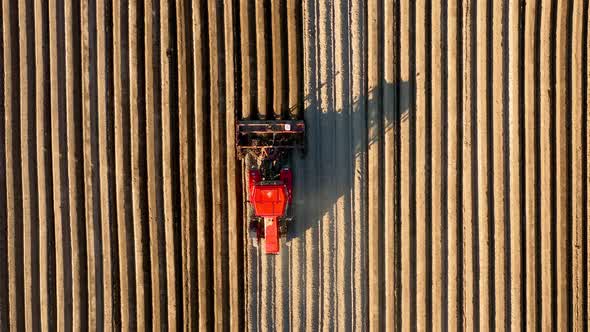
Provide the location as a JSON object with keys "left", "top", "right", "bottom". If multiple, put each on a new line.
{"left": 0, "top": 0, "right": 589, "bottom": 331}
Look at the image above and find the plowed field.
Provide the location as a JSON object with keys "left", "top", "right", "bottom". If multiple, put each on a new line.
{"left": 1, "top": 0, "right": 589, "bottom": 330}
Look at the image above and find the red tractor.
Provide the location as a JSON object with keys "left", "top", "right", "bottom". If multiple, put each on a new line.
{"left": 236, "top": 120, "right": 305, "bottom": 254}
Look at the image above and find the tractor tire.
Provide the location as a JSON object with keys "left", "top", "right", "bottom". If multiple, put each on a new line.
{"left": 248, "top": 219, "right": 258, "bottom": 232}
{"left": 248, "top": 219, "right": 259, "bottom": 248}
{"left": 279, "top": 219, "right": 288, "bottom": 238}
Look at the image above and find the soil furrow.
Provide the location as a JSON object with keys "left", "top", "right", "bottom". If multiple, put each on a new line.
{"left": 3, "top": 1, "right": 590, "bottom": 330}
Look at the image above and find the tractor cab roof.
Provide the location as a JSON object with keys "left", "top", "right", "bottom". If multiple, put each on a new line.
{"left": 251, "top": 183, "right": 288, "bottom": 218}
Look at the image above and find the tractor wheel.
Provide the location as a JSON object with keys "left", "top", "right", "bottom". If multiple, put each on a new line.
{"left": 279, "top": 219, "right": 288, "bottom": 238}
{"left": 248, "top": 219, "right": 260, "bottom": 247}
{"left": 248, "top": 219, "right": 258, "bottom": 232}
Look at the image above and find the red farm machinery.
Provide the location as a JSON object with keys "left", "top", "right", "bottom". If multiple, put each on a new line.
{"left": 236, "top": 120, "right": 305, "bottom": 254}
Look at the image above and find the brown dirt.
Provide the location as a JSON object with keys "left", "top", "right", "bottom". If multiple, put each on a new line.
{"left": 0, "top": 0, "right": 589, "bottom": 330}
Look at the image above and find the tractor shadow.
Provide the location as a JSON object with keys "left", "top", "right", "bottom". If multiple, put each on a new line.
{"left": 287, "top": 79, "right": 414, "bottom": 241}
